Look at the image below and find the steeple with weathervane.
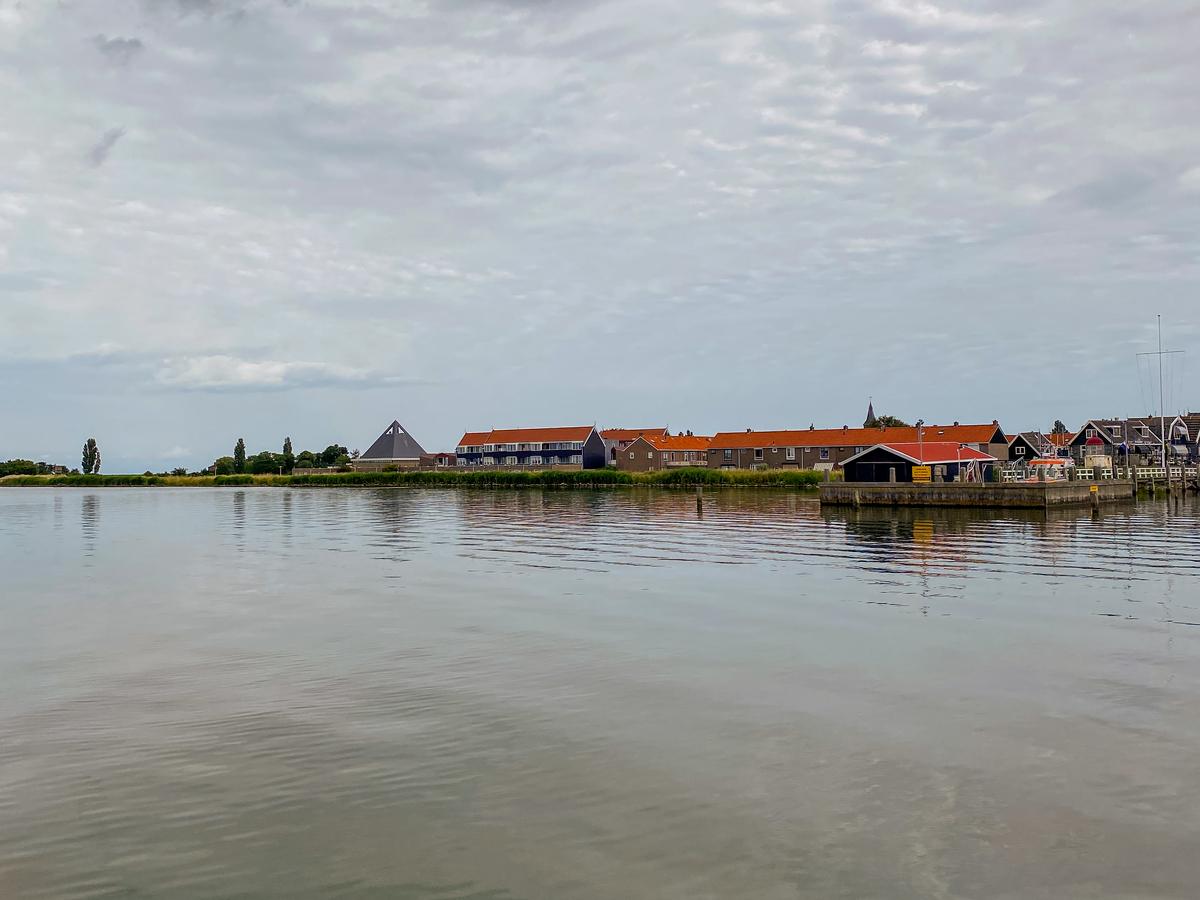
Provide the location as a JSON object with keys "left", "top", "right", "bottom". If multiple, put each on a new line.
{"left": 863, "top": 398, "right": 878, "bottom": 428}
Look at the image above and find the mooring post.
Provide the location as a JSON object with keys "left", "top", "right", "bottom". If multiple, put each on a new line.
{"left": 696, "top": 484, "right": 703, "bottom": 515}
{"left": 888, "top": 467, "right": 896, "bottom": 483}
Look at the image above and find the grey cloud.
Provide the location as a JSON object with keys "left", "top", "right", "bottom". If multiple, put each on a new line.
{"left": 93, "top": 34, "right": 144, "bottom": 65}
{"left": 153, "top": 355, "right": 423, "bottom": 392}
{"left": 86, "top": 127, "right": 127, "bottom": 167}
{"left": 1050, "top": 167, "right": 1171, "bottom": 212}
{"left": 3, "top": 0, "right": 1200, "bottom": 471}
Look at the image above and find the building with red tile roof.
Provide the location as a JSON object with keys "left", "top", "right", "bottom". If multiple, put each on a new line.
{"left": 454, "top": 426, "right": 606, "bottom": 469}
{"left": 842, "top": 442, "right": 997, "bottom": 483}
{"left": 616, "top": 433, "right": 712, "bottom": 472}
{"left": 706, "top": 422, "right": 1007, "bottom": 470}
{"left": 600, "top": 427, "right": 669, "bottom": 465}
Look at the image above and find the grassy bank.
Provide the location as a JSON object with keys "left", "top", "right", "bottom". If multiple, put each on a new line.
{"left": 1, "top": 468, "right": 826, "bottom": 489}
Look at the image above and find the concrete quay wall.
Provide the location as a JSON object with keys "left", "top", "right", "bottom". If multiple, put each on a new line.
{"left": 819, "top": 480, "right": 1136, "bottom": 508}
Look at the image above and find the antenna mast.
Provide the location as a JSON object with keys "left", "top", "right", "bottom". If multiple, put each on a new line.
{"left": 1136, "top": 316, "right": 1184, "bottom": 468}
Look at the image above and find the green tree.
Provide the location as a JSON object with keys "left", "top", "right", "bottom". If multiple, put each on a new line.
{"left": 295, "top": 450, "right": 317, "bottom": 469}
{"left": 0, "top": 459, "right": 38, "bottom": 477}
{"left": 283, "top": 436, "right": 295, "bottom": 473}
{"left": 81, "top": 438, "right": 101, "bottom": 474}
{"left": 234, "top": 438, "right": 246, "bottom": 473}
{"left": 319, "top": 444, "right": 349, "bottom": 467}
{"left": 247, "top": 451, "right": 282, "bottom": 474}
{"left": 875, "top": 415, "right": 911, "bottom": 428}
{"left": 212, "top": 456, "right": 236, "bottom": 475}
{"left": 1052, "top": 420, "right": 1068, "bottom": 435}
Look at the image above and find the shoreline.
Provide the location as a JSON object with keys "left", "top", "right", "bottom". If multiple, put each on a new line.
{"left": 0, "top": 469, "right": 826, "bottom": 490}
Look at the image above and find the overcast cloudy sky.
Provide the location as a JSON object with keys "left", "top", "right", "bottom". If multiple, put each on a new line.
{"left": 2, "top": 0, "right": 1198, "bottom": 470}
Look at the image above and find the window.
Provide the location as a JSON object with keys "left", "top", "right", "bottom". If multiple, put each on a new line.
{"left": 723, "top": 449, "right": 732, "bottom": 462}
{"left": 504, "top": 456, "right": 517, "bottom": 465}
{"left": 1015, "top": 445, "right": 1025, "bottom": 456}
{"left": 647, "top": 452, "right": 654, "bottom": 459}
{"left": 754, "top": 448, "right": 764, "bottom": 461}
{"left": 1085, "top": 429, "right": 1096, "bottom": 439}
{"left": 629, "top": 452, "right": 635, "bottom": 460}
{"left": 483, "top": 456, "right": 495, "bottom": 465}
{"left": 570, "top": 454, "right": 582, "bottom": 464}
{"left": 1109, "top": 427, "right": 1122, "bottom": 439}
{"left": 786, "top": 447, "right": 795, "bottom": 461}
{"left": 530, "top": 456, "right": 543, "bottom": 466}
{"left": 771, "top": 448, "right": 778, "bottom": 454}
{"left": 819, "top": 449, "right": 829, "bottom": 461}
{"left": 457, "top": 457, "right": 467, "bottom": 467}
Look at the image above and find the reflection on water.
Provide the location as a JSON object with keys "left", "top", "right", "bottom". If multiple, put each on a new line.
{"left": 2, "top": 487, "right": 1200, "bottom": 899}
{"left": 80, "top": 492, "right": 100, "bottom": 558}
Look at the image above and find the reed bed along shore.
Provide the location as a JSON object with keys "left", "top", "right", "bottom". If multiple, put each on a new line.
{"left": 0, "top": 468, "right": 826, "bottom": 489}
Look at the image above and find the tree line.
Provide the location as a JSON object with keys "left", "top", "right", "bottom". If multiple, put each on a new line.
{"left": 209, "top": 437, "right": 356, "bottom": 475}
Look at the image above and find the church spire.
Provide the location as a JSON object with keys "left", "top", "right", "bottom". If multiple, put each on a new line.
{"left": 863, "top": 398, "right": 878, "bottom": 428}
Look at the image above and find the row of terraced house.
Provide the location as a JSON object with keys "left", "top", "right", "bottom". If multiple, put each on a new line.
{"left": 344, "top": 409, "right": 1200, "bottom": 476}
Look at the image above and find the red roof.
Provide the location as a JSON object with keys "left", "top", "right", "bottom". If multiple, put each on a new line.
{"left": 708, "top": 423, "right": 1003, "bottom": 450}
{"left": 639, "top": 434, "right": 712, "bottom": 452}
{"left": 857, "top": 442, "right": 996, "bottom": 464}
{"left": 601, "top": 427, "right": 668, "bottom": 441}
{"left": 1047, "top": 431, "right": 1075, "bottom": 447}
{"left": 456, "top": 426, "right": 595, "bottom": 447}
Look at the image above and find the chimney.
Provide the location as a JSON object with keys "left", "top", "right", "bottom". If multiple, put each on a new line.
{"left": 953, "top": 421, "right": 959, "bottom": 426}
{"left": 992, "top": 419, "right": 998, "bottom": 425}
{"left": 842, "top": 425, "right": 848, "bottom": 431}
{"left": 746, "top": 427, "right": 752, "bottom": 433}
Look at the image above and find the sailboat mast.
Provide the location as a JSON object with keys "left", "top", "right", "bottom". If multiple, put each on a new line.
{"left": 1158, "top": 315, "right": 1166, "bottom": 468}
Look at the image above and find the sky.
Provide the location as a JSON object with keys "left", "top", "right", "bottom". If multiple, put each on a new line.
{"left": 1, "top": 0, "right": 1198, "bottom": 471}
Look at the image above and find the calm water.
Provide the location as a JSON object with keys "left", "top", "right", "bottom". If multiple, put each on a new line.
{"left": 2, "top": 488, "right": 1200, "bottom": 900}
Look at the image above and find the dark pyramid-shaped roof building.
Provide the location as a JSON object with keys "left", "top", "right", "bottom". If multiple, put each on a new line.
{"left": 361, "top": 420, "right": 427, "bottom": 462}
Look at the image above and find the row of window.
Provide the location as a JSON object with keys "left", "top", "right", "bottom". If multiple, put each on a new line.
{"left": 458, "top": 442, "right": 585, "bottom": 453}
{"left": 721, "top": 447, "right": 830, "bottom": 462}
{"left": 628, "top": 451, "right": 706, "bottom": 461}
{"left": 457, "top": 455, "right": 583, "bottom": 466}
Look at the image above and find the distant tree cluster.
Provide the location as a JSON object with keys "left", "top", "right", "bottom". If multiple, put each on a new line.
{"left": 0, "top": 459, "right": 70, "bottom": 477}
{"left": 875, "top": 415, "right": 911, "bottom": 428}
{"left": 210, "top": 438, "right": 353, "bottom": 475}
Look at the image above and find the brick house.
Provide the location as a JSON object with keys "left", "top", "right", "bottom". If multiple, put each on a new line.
{"left": 600, "top": 427, "right": 669, "bottom": 466}
{"left": 706, "top": 422, "right": 1008, "bottom": 471}
{"left": 616, "top": 433, "right": 711, "bottom": 472}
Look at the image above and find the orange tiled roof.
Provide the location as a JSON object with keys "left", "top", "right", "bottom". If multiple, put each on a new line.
{"left": 456, "top": 426, "right": 595, "bottom": 447}
{"left": 601, "top": 427, "right": 668, "bottom": 441}
{"left": 864, "top": 442, "right": 996, "bottom": 464}
{"left": 1047, "top": 432, "right": 1075, "bottom": 447}
{"left": 641, "top": 434, "right": 712, "bottom": 452}
{"left": 708, "top": 423, "right": 1003, "bottom": 450}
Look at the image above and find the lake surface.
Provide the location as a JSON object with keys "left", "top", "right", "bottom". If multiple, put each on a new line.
{"left": 2, "top": 487, "right": 1200, "bottom": 899}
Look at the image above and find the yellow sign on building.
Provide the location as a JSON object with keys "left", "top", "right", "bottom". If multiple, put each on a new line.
{"left": 912, "top": 465, "right": 932, "bottom": 483}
